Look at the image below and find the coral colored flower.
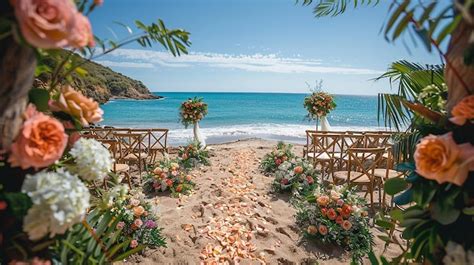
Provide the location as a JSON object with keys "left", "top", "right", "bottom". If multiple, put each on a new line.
{"left": 166, "top": 179, "right": 173, "bottom": 187}
{"left": 49, "top": 85, "right": 103, "bottom": 126}
{"left": 280, "top": 178, "right": 289, "bottom": 185}
{"left": 294, "top": 166, "right": 304, "bottom": 174}
{"left": 116, "top": 221, "right": 125, "bottom": 229}
{"left": 160, "top": 172, "right": 167, "bottom": 179}
{"left": 275, "top": 159, "right": 282, "bottom": 166}
{"left": 133, "top": 206, "right": 145, "bottom": 217}
{"left": 327, "top": 208, "right": 337, "bottom": 220}
{"left": 336, "top": 216, "right": 343, "bottom": 224}
{"left": 341, "top": 204, "right": 352, "bottom": 217}
{"left": 10, "top": 0, "right": 78, "bottom": 48}
{"left": 450, "top": 95, "right": 474, "bottom": 125}
{"left": 318, "top": 225, "right": 328, "bottom": 235}
{"left": 0, "top": 201, "right": 7, "bottom": 210}
{"left": 306, "top": 175, "right": 314, "bottom": 184}
{"left": 320, "top": 208, "right": 327, "bottom": 217}
{"left": 68, "top": 13, "right": 94, "bottom": 48}
{"left": 8, "top": 104, "right": 68, "bottom": 170}
{"left": 130, "top": 239, "right": 139, "bottom": 248}
{"left": 176, "top": 185, "right": 183, "bottom": 192}
{"left": 185, "top": 175, "right": 192, "bottom": 181}
{"left": 316, "top": 195, "right": 330, "bottom": 207}
{"left": 307, "top": 225, "right": 318, "bottom": 235}
{"left": 342, "top": 220, "right": 352, "bottom": 231}
{"left": 153, "top": 167, "right": 162, "bottom": 175}
{"left": 133, "top": 219, "right": 143, "bottom": 228}
{"left": 415, "top": 133, "right": 474, "bottom": 186}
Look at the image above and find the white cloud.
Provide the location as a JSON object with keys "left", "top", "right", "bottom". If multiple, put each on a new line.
{"left": 98, "top": 48, "right": 383, "bottom": 75}
{"left": 96, "top": 60, "right": 154, "bottom": 68}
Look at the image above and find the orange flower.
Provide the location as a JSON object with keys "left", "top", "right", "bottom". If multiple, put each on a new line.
{"left": 8, "top": 104, "right": 68, "bottom": 169}
{"left": 342, "top": 220, "right": 352, "bottom": 231}
{"left": 307, "top": 225, "right": 318, "bottom": 235}
{"left": 133, "top": 206, "right": 145, "bottom": 217}
{"left": 166, "top": 179, "right": 173, "bottom": 187}
{"left": 335, "top": 216, "right": 343, "bottom": 224}
{"left": 153, "top": 167, "right": 162, "bottom": 175}
{"left": 176, "top": 185, "right": 183, "bottom": 193}
{"left": 415, "top": 133, "right": 474, "bottom": 186}
{"left": 318, "top": 225, "right": 328, "bottom": 235}
{"left": 294, "top": 166, "right": 304, "bottom": 174}
{"left": 316, "top": 195, "right": 330, "bottom": 207}
{"left": 49, "top": 85, "right": 103, "bottom": 126}
{"left": 327, "top": 208, "right": 337, "bottom": 220}
{"left": 341, "top": 204, "right": 352, "bottom": 218}
{"left": 450, "top": 95, "right": 474, "bottom": 126}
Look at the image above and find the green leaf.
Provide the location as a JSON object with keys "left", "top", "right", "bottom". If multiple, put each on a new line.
{"left": 431, "top": 201, "right": 460, "bottom": 225}
{"left": 2, "top": 192, "right": 32, "bottom": 219}
{"left": 462, "top": 207, "right": 474, "bottom": 215}
{"left": 28, "top": 88, "right": 50, "bottom": 112}
{"left": 376, "top": 219, "right": 395, "bottom": 230}
{"left": 384, "top": 177, "right": 408, "bottom": 195}
{"left": 389, "top": 208, "right": 404, "bottom": 221}
{"left": 368, "top": 251, "right": 380, "bottom": 265}
{"left": 112, "top": 245, "right": 145, "bottom": 262}
{"left": 394, "top": 189, "right": 412, "bottom": 205}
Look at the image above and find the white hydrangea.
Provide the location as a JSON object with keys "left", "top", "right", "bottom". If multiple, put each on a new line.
{"left": 22, "top": 169, "right": 90, "bottom": 240}
{"left": 70, "top": 138, "right": 113, "bottom": 182}
{"left": 443, "top": 241, "right": 474, "bottom": 265}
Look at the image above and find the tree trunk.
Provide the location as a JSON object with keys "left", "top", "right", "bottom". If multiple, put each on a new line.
{"left": 445, "top": 19, "right": 474, "bottom": 112}
{"left": 0, "top": 36, "right": 37, "bottom": 149}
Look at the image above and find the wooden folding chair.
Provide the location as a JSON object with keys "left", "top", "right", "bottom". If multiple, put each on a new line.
{"left": 129, "top": 128, "right": 169, "bottom": 164}
{"left": 98, "top": 139, "right": 132, "bottom": 189}
{"left": 337, "top": 134, "right": 365, "bottom": 170}
{"left": 332, "top": 147, "right": 386, "bottom": 211}
{"left": 373, "top": 146, "right": 405, "bottom": 210}
{"left": 113, "top": 132, "right": 147, "bottom": 180}
{"left": 364, "top": 132, "right": 392, "bottom": 148}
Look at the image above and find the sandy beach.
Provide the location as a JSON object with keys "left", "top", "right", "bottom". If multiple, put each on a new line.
{"left": 122, "top": 139, "right": 402, "bottom": 264}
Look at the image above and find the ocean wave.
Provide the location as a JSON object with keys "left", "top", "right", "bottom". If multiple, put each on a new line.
{"left": 167, "top": 123, "right": 388, "bottom": 146}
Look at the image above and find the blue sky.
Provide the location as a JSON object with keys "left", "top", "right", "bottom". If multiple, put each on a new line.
{"left": 89, "top": 0, "right": 443, "bottom": 95}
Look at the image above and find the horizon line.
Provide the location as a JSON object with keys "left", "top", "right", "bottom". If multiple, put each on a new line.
{"left": 151, "top": 90, "right": 380, "bottom": 97}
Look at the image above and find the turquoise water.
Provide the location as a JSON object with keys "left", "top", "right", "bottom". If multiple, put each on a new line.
{"left": 101, "top": 92, "right": 386, "bottom": 145}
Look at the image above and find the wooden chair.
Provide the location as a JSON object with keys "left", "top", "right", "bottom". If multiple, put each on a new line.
{"left": 114, "top": 132, "right": 148, "bottom": 179}
{"left": 337, "top": 134, "right": 365, "bottom": 171}
{"left": 307, "top": 133, "right": 342, "bottom": 181}
{"left": 98, "top": 139, "right": 132, "bottom": 189}
{"left": 364, "top": 132, "right": 392, "bottom": 148}
{"left": 373, "top": 146, "right": 405, "bottom": 210}
{"left": 128, "top": 128, "right": 169, "bottom": 164}
{"left": 332, "top": 147, "right": 386, "bottom": 211}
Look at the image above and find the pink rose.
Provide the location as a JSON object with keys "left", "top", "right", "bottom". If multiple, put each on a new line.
{"left": 342, "top": 220, "right": 352, "bottom": 231}
{"left": 318, "top": 225, "right": 328, "bottom": 235}
{"left": 133, "top": 219, "right": 143, "bottom": 228}
{"left": 450, "top": 95, "right": 474, "bottom": 126}
{"left": 415, "top": 133, "right": 474, "bottom": 186}
{"left": 68, "top": 13, "right": 95, "bottom": 48}
{"left": 116, "top": 221, "right": 125, "bottom": 229}
{"left": 10, "top": 0, "right": 78, "bottom": 48}
{"left": 8, "top": 104, "right": 68, "bottom": 169}
{"left": 130, "top": 239, "right": 138, "bottom": 248}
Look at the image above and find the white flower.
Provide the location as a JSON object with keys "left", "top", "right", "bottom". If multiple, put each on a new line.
{"left": 443, "top": 241, "right": 474, "bottom": 265}
{"left": 22, "top": 169, "right": 90, "bottom": 240}
{"left": 70, "top": 138, "right": 113, "bottom": 181}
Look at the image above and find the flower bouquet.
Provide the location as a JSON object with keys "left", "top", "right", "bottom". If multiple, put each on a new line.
{"left": 296, "top": 185, "right": 372, "bottom": 262}
{"left": 260, "top": 141, "right": 295, "bottom": 173}
{"left": 179, "top": 97, "right": 208, "bottom": 128}
{"left": 272, "top": 157, "right": 319, "bottom": 196}
{"left": 303, "top": 91, "right": 337, "bottom": 119}
{"left": 178, "top": 140, "right": 210, "bottom": 169}
{"left": 144, "top": 159, "right": 195, "bottom": 196}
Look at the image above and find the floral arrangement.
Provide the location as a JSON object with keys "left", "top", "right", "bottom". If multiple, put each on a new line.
{"left": 178, "top": 140, "right": 210, "bottom": 169}
{"left": 144, "top": 158, "right": 195, "bottom": 196}
{"left": 417, "top": 83, "right": 448, "bottom": 113}
{"left": 272, "top": 157, "right": 319, "bottom": 196}
{"left": 179, "top": 97, "right": 208, "bottom": 127}
{"left": 260, "top": 141, "right": 295, "bottom": 173}
{"left": 114, "top": 191, "right": 166, "bottom": 249}
{"left": 304, "top": 91, "right": 337, "bottom": 119}
{"left": 0, "top": 0, "right": 190, "bottom": 263}
{"left": 296, "top": 185, "right": 372, "bottom": 262}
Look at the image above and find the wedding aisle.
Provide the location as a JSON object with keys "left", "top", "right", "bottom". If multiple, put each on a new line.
{"left": 124, "top": 139, "right": 398, "bottom": 264}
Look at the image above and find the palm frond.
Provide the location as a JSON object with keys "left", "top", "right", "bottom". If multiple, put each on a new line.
{"left": 296, "top": 0, "right": 380, "bottom": 17}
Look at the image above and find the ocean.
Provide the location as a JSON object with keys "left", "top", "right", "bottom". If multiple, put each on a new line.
{"left": 101, "top": 92, "right": 387, "bottom": 146}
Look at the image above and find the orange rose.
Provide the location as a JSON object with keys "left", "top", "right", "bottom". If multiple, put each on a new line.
{"left": 327, "top": 208, "right": 337, "bottom": 220}
{"left": 415, "top": 133, "right": 474, "bottom": 186}
{"left": 10, "top": 0, "right": 77, "bottom": 48}
{"left": 342, "top": 220, "right": 352, "bottom": 231}
{"left": 294, "top": 166, "right": 304, "bottom": 174}
{"left": 318, "top": 225, "right": 328, "bottom": 235}
{"left": 133, "top": 206, "right": 145, "bottom": 217}
{"left": 8, "top": 104, "right": 68, "bottom": 169}
{"left": 49, "top": 85, "right": 103, "bottom": 126}
{"left": 450, "top": 95, "right": 474, "bottom": 126}
{"left": 307, "top": 225, "right": 318, "bottom": 235}
{"left": 316, "top": 195, "right": 330, "bottom": 207}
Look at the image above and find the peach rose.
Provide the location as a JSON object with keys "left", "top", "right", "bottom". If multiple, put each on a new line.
{"left": 133, "top": 219, "right": 143, "bottom": 228}
{"left": 318, "top": 225, "right": 328, "bottom": 235}
{"left": 153, "top": 167, "right": 162, "bottom": 175}
{"left": 49, "top": 85, "right": 103, "bottom": 126}
{"left": 130, "top": 239, "right": 138, "bottom": 248}
{"left": 327, "top": 208, "right": 337, "bottom": 220}
{"left": 10, "top": 0, "right": 77, "bottom": 48}
{"left": 306, "top": 225, "right": 318, "bottom": 235}
{"left": 133, "top": 206, "right": 145, "bottom": 217}
{"left": 450, "top": 95, "right": 474, "bottom": 126}
{"left": 415, "top": 133, "right": 474, "bottom": 186}
{"left": 8, "top": 104, "right": 68, "bottom": 170}
{"left": 342, "top": 220, "right": 352, "bottom": 231}
{"left": 68, "top": 13, "right": 95, "bottom": 48}
{"left": 294, "top": 166, "right": 304, "bottom": 174}
{"left": 316, "top": 195, "right": 330, "bottom": 207}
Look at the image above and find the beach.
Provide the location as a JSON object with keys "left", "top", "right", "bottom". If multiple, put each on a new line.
{"left": 122, "top": 139, "right": 402, "bottom": 264}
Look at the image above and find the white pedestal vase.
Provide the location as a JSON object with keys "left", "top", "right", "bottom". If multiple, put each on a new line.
{"left": 193, "top": 122, "right": 206, "bottom": 148}
{"left": 320, "top": 116, "right": 331, "bottom": 131}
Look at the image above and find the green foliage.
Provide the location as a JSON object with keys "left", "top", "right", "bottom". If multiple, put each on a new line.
{"left": 0, "top": 192, "right": 32, "bottom": 220}
{"left": 178, "top": 141, "right": 210, "bottom": 169}
{"left": 260, "top": 141, "right": 295, "bottom": 173}
{"left": 297, "top": 0, "right": 380, "bottom": 17}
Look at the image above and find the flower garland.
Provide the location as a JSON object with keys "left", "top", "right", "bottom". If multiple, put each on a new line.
{"left": 144, "top": 159, "right": 195, "bottom": 196}
{"left": 179, "top": 97, "right": 208, "bottom": 128}
{"left": 178, "top": 141, "right": 210, "bottom": 169}
{"left": 260, "top": 141, "right": 295, "bottom": 173}
{"left": 296, "top": 185, "right": 372, "bottom": 262}
{"left": 303, "top": 91, "right": 337, "bottom": 119}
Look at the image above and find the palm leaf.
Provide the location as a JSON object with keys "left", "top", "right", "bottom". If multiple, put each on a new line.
{"left": 296, "top": 0, "right": 380, "bottom": 17}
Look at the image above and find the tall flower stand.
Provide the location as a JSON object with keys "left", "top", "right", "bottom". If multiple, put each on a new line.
{"left": 193, "top": 121, "right": 206, "bottom": 149}
{"left": 320, "top": 116, "right": 331, "bottom": 131}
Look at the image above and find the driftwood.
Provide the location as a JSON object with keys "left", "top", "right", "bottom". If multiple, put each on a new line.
{"left": 445, "top": 19, "right": 474, "bottom": 112}
{"left": 0, "top": 36, "right": 36, "bottom": 149}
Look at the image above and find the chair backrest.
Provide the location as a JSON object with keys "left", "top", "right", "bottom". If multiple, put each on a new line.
{"left": 364, "top": 133, "right": 392, "bottom": 148}
{"left": 346, "top": 147, "right": 386, "bottom": 182}
{"left": 339, "top": 134, "right": 365, "bottom": 161}
{"left": 128, "top": 128, "right": 168, "bottom": 153}
{"left": 308, "top": 133, "right": 342, "bottom": 160}
{"left": 113, "top": 133, "right": 144, "bottom": 161}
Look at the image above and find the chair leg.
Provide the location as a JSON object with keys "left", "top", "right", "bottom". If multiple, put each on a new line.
{"left": 125, "top": 172, "right": 132, "bottom": 189}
